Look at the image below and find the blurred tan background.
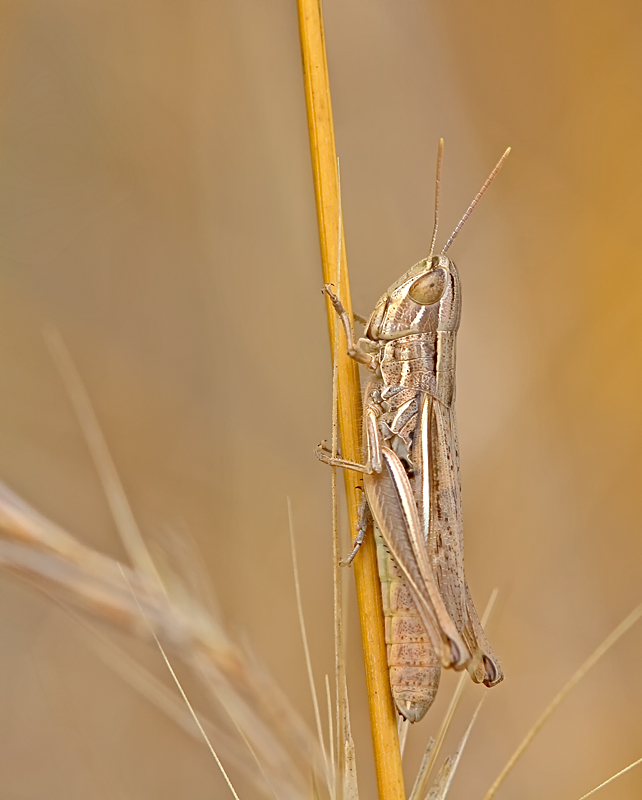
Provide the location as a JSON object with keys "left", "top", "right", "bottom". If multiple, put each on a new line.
{"left": 1, "top": 1, "right": 642, "bottom": 798}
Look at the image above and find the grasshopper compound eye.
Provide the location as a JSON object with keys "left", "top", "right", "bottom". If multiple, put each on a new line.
{"left": 408, "top": 267, "right": 447, "bottom": 305}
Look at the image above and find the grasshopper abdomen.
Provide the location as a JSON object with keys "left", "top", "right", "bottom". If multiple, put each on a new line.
{"left": 376, "top": 529, "right": 440, "bottom": 722}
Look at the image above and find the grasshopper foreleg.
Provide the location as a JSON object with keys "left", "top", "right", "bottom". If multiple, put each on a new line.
{"left": 323, "top": 285, "right": 376, "bottom": 370}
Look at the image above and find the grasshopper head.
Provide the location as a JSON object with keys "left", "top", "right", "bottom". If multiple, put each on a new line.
{"left": 365, "top": 254, "right": 461, "bottom": 341}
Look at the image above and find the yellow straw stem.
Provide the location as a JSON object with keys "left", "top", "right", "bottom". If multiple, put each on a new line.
{"left": 297, "top": 2, "right": 405, "bottom": 799}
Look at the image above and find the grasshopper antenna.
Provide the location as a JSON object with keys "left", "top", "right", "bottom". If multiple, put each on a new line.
{"left": 441, "top": 147, "right": 511, "bottom": 255}
{"left": 427, "top": 137, "right": 444, "bottom": 260}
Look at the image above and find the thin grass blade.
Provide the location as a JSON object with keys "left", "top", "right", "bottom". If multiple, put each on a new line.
{"left": 483, "top": 603, "right": 642, "bottom": 800}
{"left": 409, "top": 738, "right": 435, "bottom": 800}
{"left": 411, "top": 589, "right": 499, "bottom": 800}
{"left": 577, "top": 754, "right": 642, "bottom": 799}
{"left": 398, "top": 718, "right": 409, "bottom": 759}
{"left": 119, "top": 564, "right": 242, "bottom": 799}
{"left": 287, "top": 499, "right": 333, "bottom": 793}
{"left": 425, "top": 697, "right": 484, "bottom": 800}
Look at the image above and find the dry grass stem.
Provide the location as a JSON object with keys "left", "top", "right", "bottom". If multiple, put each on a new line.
{"left": 297, "top": 1, "right": 404, "bottom": 798}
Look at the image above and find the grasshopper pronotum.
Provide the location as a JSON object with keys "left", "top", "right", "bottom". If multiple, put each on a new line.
{"left": 319, "top": 141, "right": 509, "bottom": 721}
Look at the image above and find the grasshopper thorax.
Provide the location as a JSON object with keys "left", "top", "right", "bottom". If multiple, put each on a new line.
{"left": 365, "top": 254, "right": 461, "bottom": 343}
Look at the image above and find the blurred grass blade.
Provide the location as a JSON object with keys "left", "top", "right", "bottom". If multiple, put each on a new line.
{"left": 73, "top": 615, "right": 251, "bottom": 771}
{"left": 45, "top": 328, "right": 162, "bottom": 590}
{"left": 287, "top": 498, "right": 333, "bottom": 794}
{"left": 409, "top": 739, "right": 435, "bottom": 800}
{"left": 577, "top": 754, "right": 642, "bottom": 799}
{"left": 325, "top": 674, "right": 336, "bottom": 783}
{"left": 0, "top": 480, "right": 325, "bottom": 798}
{"left": 398, "top": 718, "right": 409, "bottom": 759}
{"left": 119, "top": 564, "right": 241, "bottom": 800}
{"left": 412, "top": 589, "right": 499, "bottom": 800}
{"left": 483, "top": 603, "right": 642, "bottom": 800}
{"left": 426, "top": 697, "right": 484, "bottom": 800}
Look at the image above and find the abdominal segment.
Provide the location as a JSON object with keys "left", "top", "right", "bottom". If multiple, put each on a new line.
{"left": 375, "top": 527, "right": 441, "bottom": 722}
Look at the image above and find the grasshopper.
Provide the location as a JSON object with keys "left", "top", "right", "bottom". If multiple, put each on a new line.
{"left": 318, "top": 142, "right": 509, "bottom": 722}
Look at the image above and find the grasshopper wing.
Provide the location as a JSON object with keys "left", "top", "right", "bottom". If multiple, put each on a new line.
{"left": 364, "top": 445, "right": 468, "bottom": 671}
{"left": 415, "top": 393, "right": 502, "bottom": 686}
